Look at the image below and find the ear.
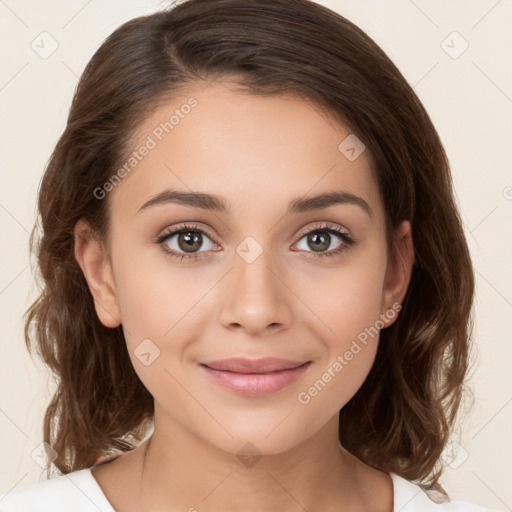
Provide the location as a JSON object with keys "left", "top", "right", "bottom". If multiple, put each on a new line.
{"left": 74, "top": 218, "right": 122, "bottom": 328}
{"left": 380, "top": 220, "right": 415, "bottom": 328}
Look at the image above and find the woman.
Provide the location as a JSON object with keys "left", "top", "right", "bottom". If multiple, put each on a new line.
{"left": 0, "top": 0, "right": 494, "bottom": 510}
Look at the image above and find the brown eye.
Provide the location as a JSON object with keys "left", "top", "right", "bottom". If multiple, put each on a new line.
{"left": 156, "top": 223, "right": 219, "bottom": 261}
{"left": 303, "top": 231, "right": 334, "bottom": 252}
{"left": 291, "top": 223, "right": 357, "bottom": 260}
{"left": 295, "top": 226, "right": 353, "bottom": 255}
{"left": 161, "top": 229, "right": 215, "bottom": 254}
{"left": 174, "top": 230, "right": 204, "bottom": 253}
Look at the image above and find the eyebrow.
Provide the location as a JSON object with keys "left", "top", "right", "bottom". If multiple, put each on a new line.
{"left": 137, "top": 188, "right": 373, "bottom": 218}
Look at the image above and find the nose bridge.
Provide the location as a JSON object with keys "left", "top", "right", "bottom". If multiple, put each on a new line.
{"left": 218, "top": 235, "right": 292, "bottom": 334}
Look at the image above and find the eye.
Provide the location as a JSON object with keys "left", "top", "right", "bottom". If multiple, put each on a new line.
{"left": 293, "top": 223, "right": 356, "bottom": 259}
{"left": 155, "top": 223, "right": 220, "bottom": 262}
{"left": 155, "top": 221, "right": 357, "bottom": 263}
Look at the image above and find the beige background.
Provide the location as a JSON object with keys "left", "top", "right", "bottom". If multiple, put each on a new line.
{"left": 0, "top": 0, "right": 511, "bottom": 509}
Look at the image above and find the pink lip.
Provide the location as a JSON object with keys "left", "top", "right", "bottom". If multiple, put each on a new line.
{"left": 199, "top": 358, "right": 311, "bottom": 395}
{"left": 202, "top": 357, "right": 307, "bottom": 373}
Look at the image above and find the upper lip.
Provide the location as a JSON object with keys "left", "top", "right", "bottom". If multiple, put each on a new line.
{"left": 200, "top": 357, "right": 309, "bottom": 373}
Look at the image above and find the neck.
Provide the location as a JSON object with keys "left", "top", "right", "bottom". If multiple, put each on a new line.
{"left": 133, "top": 410, "right": 391, "bottom": 512}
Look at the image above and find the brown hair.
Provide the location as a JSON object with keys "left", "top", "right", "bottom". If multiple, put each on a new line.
{"left": 25, "top": 0, "right": 476, "bottom": 500}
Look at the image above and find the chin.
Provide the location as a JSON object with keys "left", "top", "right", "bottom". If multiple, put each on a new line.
{"left": 200, "top": 416, "right": 316, "bottom": 460}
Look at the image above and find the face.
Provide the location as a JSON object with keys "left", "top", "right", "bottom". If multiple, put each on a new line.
{"left": 76, "top": 80, "right": 413, "bottom": 456}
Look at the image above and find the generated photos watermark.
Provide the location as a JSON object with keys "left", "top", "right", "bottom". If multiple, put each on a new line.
{"left": 93, "top": 97, "right": 198, "bottom": 200}
{"left": 297, "top": 302, "right": 402, "bottom": 405}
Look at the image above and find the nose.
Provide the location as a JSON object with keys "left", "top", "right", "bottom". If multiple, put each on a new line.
{"left": 218, "top": 243, "right": 293, "bottom": 337}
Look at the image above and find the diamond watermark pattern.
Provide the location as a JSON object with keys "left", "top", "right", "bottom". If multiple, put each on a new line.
{"left": 338, "top": 134, "right": 366, "bottom": 161}
{"left": 441, "top": 440, "right": 469, "bottom": 469}
{"left": 441, "top": 31, "right": 469, "bottom": 59}
{"left": 31, "top": 442, "right": 58, "bottom": 469}
{"left": 237, "top": 442, "right": 262, "bottom": 468}
{"left": 236, "top": 236, "right": 263, "bottom": 264}
{"left": 134, "top": 338, "right": 161, "bottom": 366}
{"left": 31, "top": 31, "right": 59, "bottom": 59}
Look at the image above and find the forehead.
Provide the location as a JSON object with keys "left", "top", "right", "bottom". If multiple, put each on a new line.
{"left": 109, "top": 80, "right": 383, "bottom": 223}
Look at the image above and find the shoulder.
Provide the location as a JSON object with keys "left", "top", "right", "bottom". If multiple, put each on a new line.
{"left": 390, "top": 473, "right": 495, "bottom": 512}
{"left": 0, "top": 469, "right": 114, "bottom": 512}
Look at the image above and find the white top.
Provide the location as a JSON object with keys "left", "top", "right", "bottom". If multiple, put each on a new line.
{"left": 0, "top": 469, "right": 494, "bottom": 511}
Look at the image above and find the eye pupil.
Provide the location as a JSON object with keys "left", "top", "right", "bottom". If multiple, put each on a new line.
{"left": 179, "top": 231, "right": 202, "bottom": 253}
{"left": 308, "top": 232, "right": 330, "bottom": 252}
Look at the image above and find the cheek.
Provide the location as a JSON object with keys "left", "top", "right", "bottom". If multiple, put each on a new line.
{"left": 293, "top": 240, "right": 387, "bottom": 345}
{"left": 292, "top": 243, "right": 387, "bottom": 404}
{"left": 110, "top": 238, "right": 220, "bottom": 402}
{"left": 111, "top": 233, "right": 209, "bottom": 338}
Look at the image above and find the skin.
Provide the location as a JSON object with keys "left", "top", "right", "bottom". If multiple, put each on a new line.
{"left": 75, "top": 80, "right": 415, "bottom": 512}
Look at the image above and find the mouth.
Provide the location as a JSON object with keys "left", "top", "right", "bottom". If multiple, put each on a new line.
{"left": 199, "top": 358, "right": 312, "bottom": 395}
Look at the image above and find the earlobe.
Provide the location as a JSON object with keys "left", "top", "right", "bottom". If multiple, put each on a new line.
{"left": 74, "top": 218, "right": 122, "bottom": 328}
{"left": 380, "top": 220, "right": 415, "bottom": 328}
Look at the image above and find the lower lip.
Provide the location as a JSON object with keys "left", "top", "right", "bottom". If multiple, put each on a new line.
{"left": 200, "top": 362, "right": 311, "bottom": 396}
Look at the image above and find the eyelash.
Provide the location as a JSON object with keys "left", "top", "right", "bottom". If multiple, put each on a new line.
{"left": 155, "top": 222, "right": 357, "bottom": 262}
